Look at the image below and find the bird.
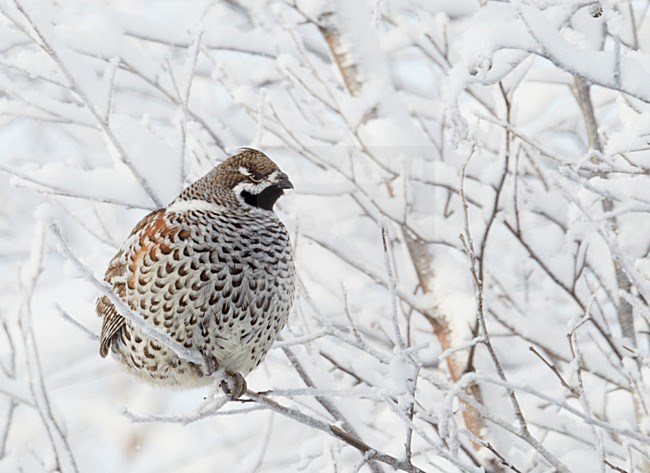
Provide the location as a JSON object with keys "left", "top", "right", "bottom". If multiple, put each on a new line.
{"left": 96, "top": 148, "right": 295, "bottom": 398}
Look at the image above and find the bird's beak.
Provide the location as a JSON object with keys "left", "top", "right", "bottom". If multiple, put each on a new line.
{"left": 275, "top": 173, "right": 293, "bottom": 190}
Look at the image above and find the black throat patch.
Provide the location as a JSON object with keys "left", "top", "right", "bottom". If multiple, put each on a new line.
{"left": 241, "top": 185, "right": 284, "bottom": 211}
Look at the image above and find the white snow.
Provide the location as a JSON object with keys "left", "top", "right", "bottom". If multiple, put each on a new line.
{"left": 1, "top": 1, "right": 650, "bottom": 472}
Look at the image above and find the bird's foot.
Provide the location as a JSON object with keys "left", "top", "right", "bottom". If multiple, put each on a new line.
{"left": 189, "top": 353, "right": 218, "bottom": 378}
{"left": 220, "top": 372, "right": 247, "bottom": 400}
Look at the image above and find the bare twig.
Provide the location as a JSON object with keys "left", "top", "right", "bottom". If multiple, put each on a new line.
{"left": 3, "top": 0, "right": 163, "bottom": 207}
{"left": 281, "top": 346, "right": 385, "bottom": 473}
{"left": 48, "top": 222, "right": 205, "bottom": 367}
{"left": 459, "top": 152, "right": 570, "bottom": 473}
{"left": 54, "top": 304, "right": 99, "bottom": 342}
{"left": 17, "top": 223, "right": 79, "bottom": 472}
{"left": 528, "top": 346, "right": 579, "bottom": 397}
{"left": 246, "top": 390, "right": 428, "bottom": 473}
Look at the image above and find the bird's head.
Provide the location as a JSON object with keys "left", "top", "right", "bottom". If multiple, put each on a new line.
{"left": 174, "top": 148, "right": 293, "bottom": 211}
{"left": 216, "top": 148, "right": 293, "bottom": 211}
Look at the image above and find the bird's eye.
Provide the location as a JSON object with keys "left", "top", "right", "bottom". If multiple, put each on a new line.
{"left": 249, "top": 173, "right": 264, "bottom": 182}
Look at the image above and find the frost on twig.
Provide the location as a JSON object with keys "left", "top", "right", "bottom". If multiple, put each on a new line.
{"left": 1, "top": 0, "right": 163, "bottom": 208}
{"left": 3, "top": 223, "right": 80, "bottom": 472}
{"left": 48, "top": 221, "right": 206, "bottom": 368}
{"left": 2, "top": 0, "right": 650, "bottom": 471}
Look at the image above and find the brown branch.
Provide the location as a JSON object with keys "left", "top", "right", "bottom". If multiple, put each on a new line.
{"left": 528, "top": 346, "right": 579, "bottom": 397}
{"left": 573, "top": 75, "right": 635, "bottom": 346}
{"left": 281, "top": 347, "right": 384, "bottom": 473}
{"left": 459, "top": 151, "right": 572, "bottom": 472}
{"left": 479, "top": 441, "right": 524, "bottom": 473}
{"left": 319, "top": 12, "right": 362, "bottom": 96}
{"left": 605, "top": 459, "right": 629, "bottom": 473}
{"left": 246, "top": 390, "right": 426, "bottom": 473}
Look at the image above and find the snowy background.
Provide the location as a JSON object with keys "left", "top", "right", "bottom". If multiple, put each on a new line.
{"left": 1, "top": 0, "right": 650, "bottom": 472}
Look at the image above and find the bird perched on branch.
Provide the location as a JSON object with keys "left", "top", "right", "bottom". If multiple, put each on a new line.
{"left": 96, "top": 149, "right": 295, "bottom": 398}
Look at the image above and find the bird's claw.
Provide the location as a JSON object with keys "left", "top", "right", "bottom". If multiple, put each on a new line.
{"left": 220, "top": 372, "right": 247, "bottom": 400}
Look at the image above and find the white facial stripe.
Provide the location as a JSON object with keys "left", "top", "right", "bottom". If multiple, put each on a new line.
{"left": 238, "top": 166, "right": 251, "bottom": 176}
{"left": 232, "top": 180, "right": 271, "bottom": 195}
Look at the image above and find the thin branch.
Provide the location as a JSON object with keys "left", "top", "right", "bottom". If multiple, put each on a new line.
{"left": 4, "top": 0, "right": 163, "bottom": 207}
{"left": 18, "top": 223, "right": 79, "bottom": 472}
{"left": 247, "top": 390, "right": 428, "bottom": 473}
{"left": 54, "top": 304, "right": 99, "bottom": 342}
{"left": 460, "top": 151, "right": 570, "bottom": 472}
{"left": 281, "top": 346, "right": 384, "bottom": 473}
{"left": 528, "top": 346, "right": 579, "bottom": 397}
{"left": 48, "top": 222, "right": 205, "bottom": 368}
